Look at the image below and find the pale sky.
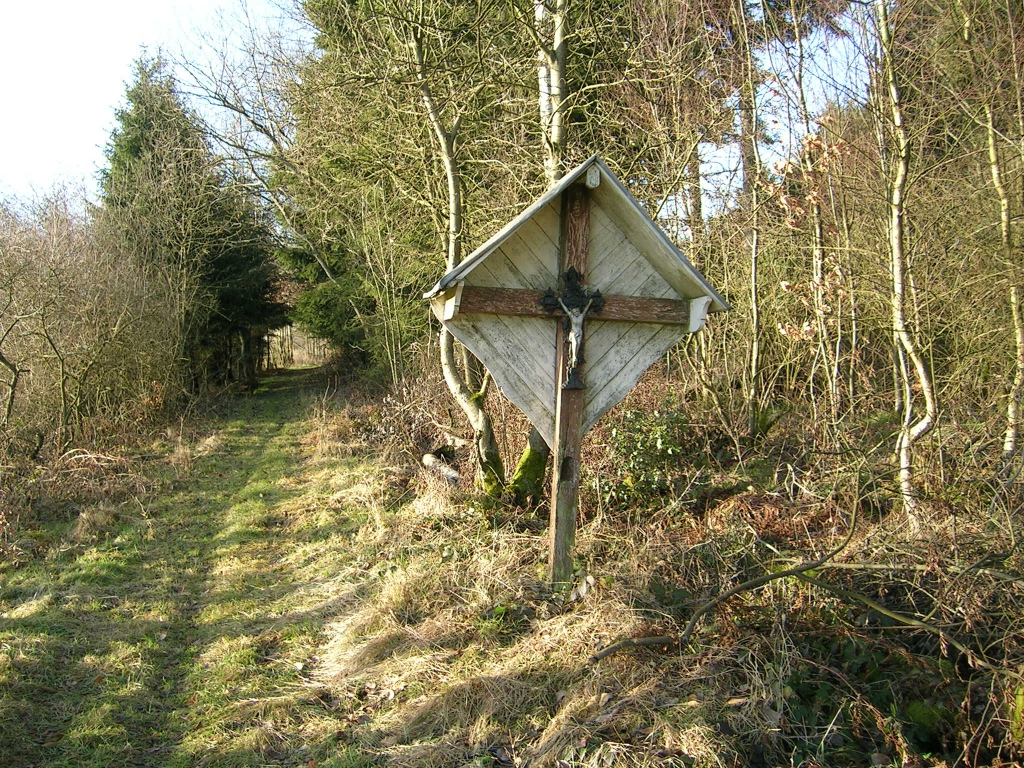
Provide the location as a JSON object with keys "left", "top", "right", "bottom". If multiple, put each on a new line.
{"left": 0, "top": 0, "right": 277, "bottom": 201}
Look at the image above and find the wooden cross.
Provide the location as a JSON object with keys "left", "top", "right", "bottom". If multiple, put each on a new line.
{"left": 449, "top": 184, "right": 697, "bottom": 584}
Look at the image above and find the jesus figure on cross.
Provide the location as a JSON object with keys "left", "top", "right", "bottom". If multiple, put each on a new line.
{"left": 558, "top": 296, "right": 593, "bottom": 388}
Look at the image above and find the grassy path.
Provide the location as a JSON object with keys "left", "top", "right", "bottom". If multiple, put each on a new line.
{"left": 1, "top": 369, "right": 370, "bottom": 768}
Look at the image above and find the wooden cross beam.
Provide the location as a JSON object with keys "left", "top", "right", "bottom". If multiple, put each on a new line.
{"left": 448, "top": 184, "right": 694, "bottom": 584}
{"left": 451, "top": 286, "right": 694, "bottom": 325}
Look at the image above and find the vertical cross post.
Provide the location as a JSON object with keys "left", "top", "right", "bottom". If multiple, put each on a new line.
{"left": 549, "top": 184, "right": 590, "bottom": 585}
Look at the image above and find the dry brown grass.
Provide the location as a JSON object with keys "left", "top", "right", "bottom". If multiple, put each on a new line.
{"left": 293, "top": 455, "right": 772, "bottom": 766}
{"left": 9, "top": 367, "right": 1019, "bottom": 768}
{"left": 292, "top": 373, "right": 1024, "bottom": 767}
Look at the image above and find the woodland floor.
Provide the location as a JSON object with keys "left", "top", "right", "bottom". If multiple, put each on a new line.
{"left": 2, "top": 368, "right": 1021, "bottom": 768}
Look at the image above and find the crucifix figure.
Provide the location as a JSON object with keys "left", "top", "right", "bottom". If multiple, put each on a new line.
{"left": 541, "top": 265, "right": 605, "bottom": 390}
{"left": 559, "top": 296, "right": 592, "bottom": 385}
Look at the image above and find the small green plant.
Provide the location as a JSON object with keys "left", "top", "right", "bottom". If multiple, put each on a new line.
{"left": 1010, "top": 683, "right": 1024, "bottom": 745}
{"left": 603, "top": 408, "right": 691, "bottom": 506}
{"left": 748, "top": 401, "right": 789, "bottom": 440}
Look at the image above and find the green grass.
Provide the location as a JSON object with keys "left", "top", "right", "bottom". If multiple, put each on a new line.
{"left": 0, "top": 369, "right": 378, "bottom": 768}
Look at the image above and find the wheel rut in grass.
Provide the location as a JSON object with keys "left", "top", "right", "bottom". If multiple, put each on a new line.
{"left": 0, "top": 368, "right": 360, "bottom": 768}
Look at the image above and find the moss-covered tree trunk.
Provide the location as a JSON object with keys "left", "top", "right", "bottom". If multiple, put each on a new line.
{"left": 508, "top": 427, "right": 550, "bottom": 507}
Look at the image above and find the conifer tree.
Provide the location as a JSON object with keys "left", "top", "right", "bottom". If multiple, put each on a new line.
{"left": 98, "top": 57, "right": 285, "bottom": 390}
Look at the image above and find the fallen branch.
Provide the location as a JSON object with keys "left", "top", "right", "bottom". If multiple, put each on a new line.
{"left": 588, "top": 506, "right": 858, "bottom": 664}
{"left": 793, "top": 573, "right": 1007, "bottom": 675}
{"left": 782, "top": 559, "right": 1024, "bottom": 585}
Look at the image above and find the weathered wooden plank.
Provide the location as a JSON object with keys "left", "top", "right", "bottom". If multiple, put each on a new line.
{"left": 587, "top": 200, "right": 616, "bottom": 254}
{"left": 587, "top": 201, "right": 619, "bottom": 256}
{"left": 501, "top": 233, "right": 557, "bottom": 291}
{"left": 592, "top": 292, "right": 691, "bottom": 323}
{"left": 446, "top": 314, "right": 556, "bottom": 445}
{"left": 508, "top": 217, "right": 559, "bottom": 282}
{"left": 455, "top": 286, "right": 692, "bottom": 324}
{"left": 636, "top": 269, "right": 680, "bottom": 299}
{"left": 453, "top": 286, "right": 546, "bottom": 316}
{"left": 601, "top": 241, "right": 669, "bottom": 297}
{"left": 587, "top": 321, "right": 673, "bottom": 405}
{"left": 562, "top": 187, "right": 589, "bottom": 274}
{"left": 589, "top": 168, "right": 728, "bottom": 308}
{"left": 532, "top": 201, "right": 562, "bottom": 250}
{"left": 465, "top": 247, "right": 524, "bottom": 290}
{"left": 589, "top": 232, "right": 643, "bottom": 294}
{"left": 489, "top": 313, "right": 558, "bottom": 381}
{"left": 550, "top": 340, "right": 584, "bottom": 583}
{"left": 588, "top": 213, "right": 629, "bottom": 267}
{"left": 581, "top": 319, "right": 639, "bottom": 373}
{"left": 457, "top": 315, "right": 556, "bottom": 414}
{"left": 467, "top": 245, "right": 538, "bottom": 291}
{"left": 478, "top": 247, "right": 558, "bottom": 293}
{"left": 550, "top": 183, "right": 590, "bottom": 585}
{"left": 585, "top": 317, "right": 661, "bottom": 378}
{"left": 462, "top": 258, "right": 503, "bottom": 288}
{"left": 582, "top": 277, "right": 677, "bottom": 370}
{"left": 582, "top": 323, "right": 688, "bottom": 434}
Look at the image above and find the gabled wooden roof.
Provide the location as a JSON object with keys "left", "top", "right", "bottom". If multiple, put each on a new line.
{"left": 424, "top": 155, "right": 729, "bottom": 313}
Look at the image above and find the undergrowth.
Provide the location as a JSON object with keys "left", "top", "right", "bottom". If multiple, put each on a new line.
{"left": 2, "top": 365, "right": 1023, "bottom": 767}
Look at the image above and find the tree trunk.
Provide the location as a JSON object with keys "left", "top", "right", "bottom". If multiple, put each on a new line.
{"left": 508, "top": 425, "right": 550, "bottom": 507}
{"left": 506, "top": 0, "right": 571, "bottom": 507}
{"left": 877, "top": 0, "right": 937, "bottom": 527}
{"left": 241, "top": 328, "right": 258, "bottom": 389}
{"left": 538, "top": 0, "right": 568, "bottom": 184}
{"left": 787, "top": 0, "right": 839, "bottom": 432}
{"left": 736, "top": 5, "right": 763, "bottom": 438}
{"left": 440, "top": 327, "right": 504, "bottom": 493}
{"left": 0, "top": 349, "right": 20, "bottom": 428}
{"left": 1004, "top": 286, "right": 1024, "bottom": 465}
{"left": 685, "top": 147, "right": 703, "bottom": 261}
{"left": 982, "top": 105, "right": 1023, "bottom": 466}
{"left": 413, "top": 28, "right": 504, "bottom": 494}
{"left": 738, "top": 81, "right": 759, "bottom": 204}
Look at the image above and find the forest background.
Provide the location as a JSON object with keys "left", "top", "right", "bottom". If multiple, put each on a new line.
{"left": 3, "top": 0, "right": 1024, "bottom": 765}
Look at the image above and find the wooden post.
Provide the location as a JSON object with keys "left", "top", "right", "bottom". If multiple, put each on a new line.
{"left": 549, "top": 184, "right": 590, "bottom": 585}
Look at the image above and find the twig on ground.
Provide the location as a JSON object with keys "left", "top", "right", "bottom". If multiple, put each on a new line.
{"left": 588, "top": 506, "right": 859, "bottom": 664}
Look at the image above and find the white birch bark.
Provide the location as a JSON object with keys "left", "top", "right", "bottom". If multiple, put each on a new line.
{"left": 411, "top": 27, "right": 504, "bottom": 491}
{"left": 536, "top": 0, "right": 567, "bottom": 184}
{"left": 876, "top": 0, "right": 937, "bottom": 526}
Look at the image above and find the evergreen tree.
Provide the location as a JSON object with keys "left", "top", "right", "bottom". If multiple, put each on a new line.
{"left": 98, "top": 57, "right": 286, "bottom": 390}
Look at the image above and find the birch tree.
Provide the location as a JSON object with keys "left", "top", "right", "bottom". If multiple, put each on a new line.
{"left": 873, "top": 0, "right": 937, "bottom": 525}
{"left": 293, "top": 0, "right": 538, "bottom": 491}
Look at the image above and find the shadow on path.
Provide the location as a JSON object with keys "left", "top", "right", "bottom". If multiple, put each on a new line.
{"left": 0, "top": 367, "right": 350, "bottom": 768}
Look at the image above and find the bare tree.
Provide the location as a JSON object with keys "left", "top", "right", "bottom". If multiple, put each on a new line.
{"left": 873, "top": 0, "right": 937, "bottom": 526}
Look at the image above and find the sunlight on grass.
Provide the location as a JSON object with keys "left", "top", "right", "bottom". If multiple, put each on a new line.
{"left": 2, "top": 592, "right": 56, "bottom": 619}
{"left": 8, "top": 367, "right": 999, "bottom": 767}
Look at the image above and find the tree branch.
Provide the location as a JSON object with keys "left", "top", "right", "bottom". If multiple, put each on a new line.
{"left": 589, "top": 506, "right": 859, "bottom": 664}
